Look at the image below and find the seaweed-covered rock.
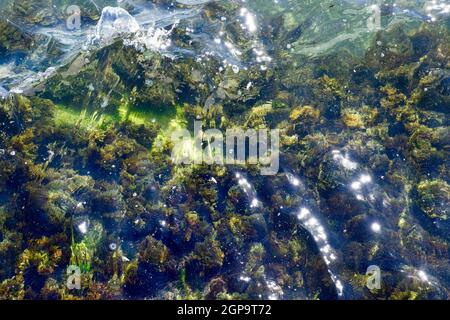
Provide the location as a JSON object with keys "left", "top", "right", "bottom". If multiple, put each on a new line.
{"left": 416, "top": 179, "right": 449, "bottom": 220}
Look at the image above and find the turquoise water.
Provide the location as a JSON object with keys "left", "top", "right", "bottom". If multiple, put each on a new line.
{"left": 0, "top": 0, "right": 449, "bottom": 300}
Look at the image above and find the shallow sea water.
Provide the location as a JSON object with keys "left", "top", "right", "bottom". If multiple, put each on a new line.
{"left": 0, "top": 0, "right": 449, "bottom": 300}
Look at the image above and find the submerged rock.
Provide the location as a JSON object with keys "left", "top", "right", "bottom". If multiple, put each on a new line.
{"left": 94, "top": 7, "right": 140, "bottom": 44}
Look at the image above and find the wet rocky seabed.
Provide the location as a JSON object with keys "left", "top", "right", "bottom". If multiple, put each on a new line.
{"left": 0, "top": 0, "right": 449, "bottom": 300}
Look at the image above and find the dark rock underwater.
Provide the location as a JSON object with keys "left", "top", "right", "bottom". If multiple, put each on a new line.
{"left": 0, "top": 0, "right": 449, "bottom": 300}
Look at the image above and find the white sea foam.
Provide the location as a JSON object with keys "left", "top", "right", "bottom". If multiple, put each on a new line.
{"left": 93, "top": 6, "right": 140, "bottom": 44}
